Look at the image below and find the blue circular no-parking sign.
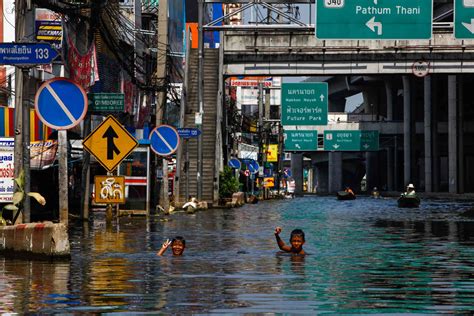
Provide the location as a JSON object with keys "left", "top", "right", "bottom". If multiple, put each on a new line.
{"left": 34, "top": 78, "right": 88, "bottom": 130}
{"left": 149, "top": 125, "right": 180, "bottom": 156}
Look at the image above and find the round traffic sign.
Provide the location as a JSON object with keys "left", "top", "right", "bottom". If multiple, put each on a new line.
{"left": 228, "top": 158, "right": 241, "bottom": 169}
{"left": 34, "top": 78, "right": 88, "bottom": 130}
{"left": 149, "top": 125, "right": 180, "bottom": 156}
{"left": 412, "top": 61, "right": 430, "bottom": 77}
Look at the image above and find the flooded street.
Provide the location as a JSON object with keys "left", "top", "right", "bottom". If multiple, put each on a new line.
{"left": 2, "top": 196, "right": 474, "bottom": 313}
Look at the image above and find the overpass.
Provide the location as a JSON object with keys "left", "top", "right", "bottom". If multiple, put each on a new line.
{"left": 187, "top": 0, "right": 474, "bottom": 199}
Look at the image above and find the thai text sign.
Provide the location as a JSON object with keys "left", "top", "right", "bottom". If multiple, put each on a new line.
{"left": 94, "top": 176, "right": 125, "bottom": 204}
{"left": 324, "top": 130, "right": 379, "bottom": 151}
{"left": 89, "top": 93, "right": 125, "bottom": 112}
{"left": 284, "top": 130, "right": 318, "bottom": 151}
{"left": 0, "top": 138, "right": 14, "bottom": 202}
{"left": 281, "top": 83, "right": 328, "bottom": 126}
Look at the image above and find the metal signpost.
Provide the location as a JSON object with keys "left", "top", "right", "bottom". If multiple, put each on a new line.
{"left": 323, "top": 130, "right": 379, "bottom": 151}
{"left": 82, "top": 115, "right": 139, "bottom": 172}
{"left": 0, "top": 42, "right": 59, "bottom": 65}
{"left": 284, "top": 130, "right": 318, "bottom": 151}
{"left": 88, "top": 93, "right": 125, "bottom": 113}
{"left": 316, "top": 0, "right": 432, "bottom": 40}
{"left": 35, "top": 78, "right": 87, "bottom": 225}
{"left": 281, "top": 83, "right": 328, "bottom": 126}
{"left": 455, "top": 0, "right": 474, "bottom": 39}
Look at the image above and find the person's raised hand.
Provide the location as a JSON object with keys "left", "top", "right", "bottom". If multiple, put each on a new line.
{"left": 161, "top": 239, "right": 171, "bottom": 249}
{"left": 275, "top": 227, "right": 282, "bottom": 235}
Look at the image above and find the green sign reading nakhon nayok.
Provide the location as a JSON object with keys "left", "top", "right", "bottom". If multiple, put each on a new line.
{"left": 281, "top": 83, "right": 328, "bottom": 126}
{"left": 324, "top": 130, "right": 379, "bottom": 151}
{"left": 316, "top": 0, "right": 433, "bottom": 40}
{"left": 88, "top": 93, "right": 125, "bottom": 113}
{"left": 454, "top": 0, "right": 474, "bottom": 39}
{"left": 284, "top": 130, "right": 318, "bottom": 151}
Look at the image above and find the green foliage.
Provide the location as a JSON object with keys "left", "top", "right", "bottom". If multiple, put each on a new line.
{"left": 219, "top": 166, "right": 240, "bottom": 198}
{"left": 0, "top": 169, "right": 46, "bottom": 226}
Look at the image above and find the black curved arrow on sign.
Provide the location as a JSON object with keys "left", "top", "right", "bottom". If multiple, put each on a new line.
{"left": 103, "top": 126, "right": 121, "bottom": 159}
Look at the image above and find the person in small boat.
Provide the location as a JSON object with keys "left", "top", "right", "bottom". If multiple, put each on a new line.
{"left": 157, "top": 236, "right": 186, "bottom": 256}
{"left": 371, "top": 187, "right": 380, "bottom": 198}
{"left": 403, "top": 183, "right": 416, "bottom": 196}
{"left": 344, "top": 186, "right": 355, "bottom": 196}
{"left": 274, "top": 226, "right": 305, "bottom": 255}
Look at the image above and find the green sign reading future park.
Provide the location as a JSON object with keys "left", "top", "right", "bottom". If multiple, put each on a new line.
{"left": 284, "top": 130, "right": 318, "bottom": 151}
{"left": 324, "top": 130, "right": 379, "bottom": 151}
{"left": 281, "top": 83, "right": 328, "bottom": 126}
{"left": 316, "top": 0, "right": 433, "bottom": 40}
{"left": 455, "top": 0, "right": 474, "bottom": 39}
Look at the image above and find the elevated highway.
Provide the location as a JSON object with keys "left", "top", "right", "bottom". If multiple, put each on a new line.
{"left": 194, "top": 0, "right": 474, "bottom": 196}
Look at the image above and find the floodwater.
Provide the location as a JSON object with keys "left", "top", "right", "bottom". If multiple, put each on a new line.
{"left": 2, "top": 196, "right": 474, "bottom": 314}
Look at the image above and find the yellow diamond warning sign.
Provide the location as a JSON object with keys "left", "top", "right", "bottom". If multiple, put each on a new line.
{"left": 83, "top": 115, "right": 138, "bottom": 172}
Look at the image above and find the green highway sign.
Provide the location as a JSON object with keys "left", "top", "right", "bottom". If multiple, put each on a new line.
{"left": 454, "top": 0, "right": 474, "bottom": 39}
{"left": 361, "top": 130, "right": 379, "bottom": 151}
{"left": 284, "top": 130, "right": 318, "bottom": 151}
{"left": 281, "top": 83, "right": 328, "bottom": 126}
{"left": 323, "top": 130, "right": 379, "bottom": 151}
{"left": 88, "top": 93, "right": 125, "bottom": 113}
{"left": 316, "top": 0, "right": 433, "bottom": 40}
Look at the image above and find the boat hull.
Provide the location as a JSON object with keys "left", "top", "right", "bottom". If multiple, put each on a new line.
{"left": 397, "top": 195, "right": 421, "bottom": 208}
{"left": 337, "top": 191, "right": 356, "bottom": 200}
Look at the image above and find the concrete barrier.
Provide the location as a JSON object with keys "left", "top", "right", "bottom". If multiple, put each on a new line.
{"left": 0, "top": 222, "right": 70, "bottom": 258}
{"left": 231, "top": 192, "right": 245, "bottom": 207}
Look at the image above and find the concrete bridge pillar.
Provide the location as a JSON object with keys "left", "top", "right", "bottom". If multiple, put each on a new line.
{"left": 424, "top": 76, "right": 433, "bottom": 192}
{"left": 315, "top": 163, "right": 328, "bottom": 193}
{"left": 432, "top": 77, "right": 440, "bottom": 192}
{"left": 365, "top": 151, "right": 379, "bottom": 192}
{"left": 448, "top": 75, "right": 458, "bottom": 193}
{"left": 311, "top": 164, "right": 318, "bottom": 193}
{"left": 386, "top": 147, "right": 394, "bottom": 191}
{"left": 385, "top": 80, "right": 394, "bottom": 121}
{"left": 328, "top": 152, "right": 342, "bottom": 193}
{"left": 329, "top": 98, "right": 346, "bottom": 112}
{"left": 362, "top": 86, "right": 382, "bottom": 120}
{"left": 402, "top": 76, "right": 412, "bottom": 187}
{"left": 291, "top": 153, "right": 304, "bottom": 196}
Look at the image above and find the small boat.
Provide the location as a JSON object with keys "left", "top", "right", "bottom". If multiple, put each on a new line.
{"left": 337, "top": 191, "right": 356, "bottom": 200}
{"left": 397, "top": 194, "right": 421, "bottom": 208}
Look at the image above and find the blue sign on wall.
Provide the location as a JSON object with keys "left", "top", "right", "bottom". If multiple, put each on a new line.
{"left": 149, "top": 125, "right": 180, "bottom": 156}
{"left": 0, "top": 43, "right": 59, "bottom": 65}
{"left": 34, "top": 78, "right": 88, "bottom": 130}
{"left": 177, "top": 128, "right": 202, "bottom": 139}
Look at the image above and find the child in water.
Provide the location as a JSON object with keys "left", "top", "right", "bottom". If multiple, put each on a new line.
{"left": 274, "top": 226, "right": 305, "bottom": 255}
{"left": 157, "top": 236, "right": 186, "bottom": 256}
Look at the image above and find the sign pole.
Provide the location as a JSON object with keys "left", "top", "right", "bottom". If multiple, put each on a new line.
{"left": 22, "top": 67, "right": 31, "bottom": 223}
{"left": 185, "top": 139, "right": 189, "bottom": 200}
{"left": 58, "top": 130, "right": 68, "bottom": 225}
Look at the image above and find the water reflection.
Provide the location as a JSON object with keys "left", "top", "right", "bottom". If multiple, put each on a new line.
{"left": 1, "top": 197, "right": 474, "bottom": 313}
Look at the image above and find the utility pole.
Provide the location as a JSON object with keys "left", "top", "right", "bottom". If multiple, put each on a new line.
{"left": 156, "top": 0, "right": 169, "bottom": 210}
{"left": 14, "top": 0, "right": 34, "bottom": 223}
{"left": 197, "top": 0, "right": 204, "bottom": 200}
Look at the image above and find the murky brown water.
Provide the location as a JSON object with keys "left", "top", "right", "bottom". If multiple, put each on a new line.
{"left": 2, "top": 196, "right": 474, "bottom": 313}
